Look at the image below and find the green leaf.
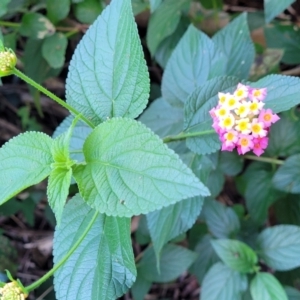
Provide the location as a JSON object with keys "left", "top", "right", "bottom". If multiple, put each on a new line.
{"left": 19, "top": 12, "right": 55, "bottom": 39}
{"left": 161, "top": 24, "right": 224, "bottom": 107}
{"left": 146, "top": 196, "right": 204, "bottom": 260}
{"left": 137, "top": 244, "right": 196, "bottom": 282}
{"left": 0, "top": 132, "right": 53, "bottom": 205}
{"left": 47, "top": 168, "right": 72, "bottom": 226}
{"left": 200, "top": 0, "right": 223, "bottom": 9}
{"left": 74, "top": 0, "right": 103, "bottom": 24}
{"left": 0, "top": 235, "right": 18, "bottom": 276}
{"left": 266, "top": 112, "right": 300, "bottom": 157}
{"left": 73, "top": 118, "right": 209, "bottom": 217}
{"left": 53, "top": 194, "right": 136, "bottom": 299}
{"left": 46, "top": 0, "right": 70, "bottom": 24}
{"left": 52, "top": 115, "right": 92, "bottom": 163}
{"left": 183, "top": 76, "right": 240, "bottom": 155}
{"left": 284, "top": 286, "right": 300, "bottom": 300}
{"left": 149, "top": 0, "right": 161, "bottom": 12}
{"left": 265, "top": 24, "right": 300, "bottom": 64}
{"left": 264, "top": 0, "right": 295, "bottom": 23}
{"left": 211, "top": 239, "right": 258, "bottom": 273}
{"left": 0, "top": 0, "right": 10, "bottom": 17}
{"left": 243, "top": 163, "right": 279, "bottom": 224}
{"left": 23, "top": 38, "right": 61, "bottom": 84}
{"left": 257, "top": 225, "right": 300, "bottom": 271}
{"left": 212, "top": 13, "right": 255, "bottom": 80}
{"left": 219, "top": 151, "right": 243, "bottom": 176}
{"left": 67, "top": 0, "right": 149, "bottom": 126}
{"left": 249, "top": 74, "right": 300, "bottom": 113}
{"left": 146, "top": 0, "right": 190, "bottom": 56}
{"left": 139, "top": 97, "right": 183, "bottom": 138}
{"left": 189, "top": 234, "right": 219, "bottom": 283}
{"left": 42, "top": 33, "right": 68, "bottom": 69}
{"left": 201, "top": 262, "right": 248, "bottom": 300}
{"left": 250, "top": 272, "right": 288, "bottom": 300}
{"left": 273, "top": 154, "right": 300, "bottom": 194}
{"left": 203, "top": 199, "right": 240, "bottom": 239}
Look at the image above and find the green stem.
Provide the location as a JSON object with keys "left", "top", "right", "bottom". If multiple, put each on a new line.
{"left": 12, "top": 68, "right": 95, "bottom": 129}
{"left": 163, "top": 130, "right": 215, "bottom": 143}
{"left": 0, "top": 20, "right": 20, "bottom": 28}
{"left": 64, "top": 29, "right": 79, "bottom": 38}
{"left": 25, "top": 210, "right": 99, "bottom": 292}
{"left": 243, "top": 155, "right": 284, "bottom": 165}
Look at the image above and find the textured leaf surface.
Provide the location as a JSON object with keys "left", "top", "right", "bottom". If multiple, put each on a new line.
{"left": 42, "top": 33, "right": 68, "bottom": 69}
{"left": 66, "top": 0, "right": 149, "bottom": 126}
{"left": 249, "top": 74, "right": 300, "bottom": 113}
{"left": 201, "top": 262, "right": 248, "bottom": 300}
{"left": 0, "top": 132, "right": 53, "bottom": 205}
{"left": 250, "top": 272, "right": 288, "bottom": 300}
{"left": 47, "top": 168, "right": 72, "bottom": 225}
{"left": 147, "top": 196, "right": 204, "bottom": 259}
{"left": 212, "top": 13, "right": 255, "bottom": 79}
{"left": 73, "top": 118, "right": 209, "bottom": 217}
{"left": 257, "top": 225, "right": 300, "bottom": 271}
{"left": 53, "top": 194, "right": 136, "bottom": 299}
{"left": 264, "top": 0, "right": 295, "bottom": 23}
{"left": 162, "top": 25, "right": 224, "bottom": 107}
{"left": 273, "top": 154, "right": 300, "bottom": 194}
{"left": 137, "top": 244, "right": 196, "bottom": 283}
{"left": 203, "top": 199, "right": 240, "bottom": 239}
{"left": 211, "top": 239, "right": 258, "bottom": 273}
{"left": 146, "top": 0, "right": 189, "bottom": 56}
{"left": 183, "top": 76, "right": 240, "bottom": 154}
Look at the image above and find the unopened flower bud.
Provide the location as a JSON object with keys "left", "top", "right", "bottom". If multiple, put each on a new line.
{"left": 0, "top": 48, "right": 17, "bottom": 77}
{"left": 0, "top": 281, "right": 28, "bottom": 300}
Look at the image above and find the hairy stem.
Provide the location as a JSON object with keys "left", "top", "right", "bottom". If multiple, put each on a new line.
{"left": 163, "top": 130, "right": 215, "bottom": 143}
{"left": 12, "top": 68, "right": 95, "bottom": 129}
{"left": 243, "top": 155, "right": 284, "bottom": 165}
{"left": 25, "top": 211, "right": 99, "bottom": 292}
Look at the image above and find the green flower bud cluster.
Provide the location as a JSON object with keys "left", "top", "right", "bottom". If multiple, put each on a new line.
{"left": 0, "top": 48, "right": 17, "bottom": 77}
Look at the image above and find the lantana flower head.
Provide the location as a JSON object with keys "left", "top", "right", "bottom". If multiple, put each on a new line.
{"left": 209, "top": 83, "right": 280, "bottom": 156}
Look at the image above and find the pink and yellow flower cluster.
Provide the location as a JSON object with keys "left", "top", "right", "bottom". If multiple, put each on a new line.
{"left": 209, "top": 83, "right": 280, "bottom": 156}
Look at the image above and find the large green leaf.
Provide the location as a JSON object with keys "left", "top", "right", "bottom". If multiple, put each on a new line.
{"left": 264, "top": 0, "right": 295, "bottom": 23}
{"left": 146, "top": 0, "right": 190, "bottom": 56}
{"left": 53, "top": 194, "right": 136, "bottom": 299}
{"left": 250, "top": 272, "right": 288, "bottom": 300}
{"left": 189, "top": 234, "right": 219, "bottom": 283}
{"left": 137, "top": 244, "right": 196, "bottom": 283}
{"left": 212, "top": 13, "right": 255, "bottom": 80}
{"left": 138, "top": 97, "right": 183, "bottom": 138}
{"left": 273, "top": 154, "right": 300, "bottom": 194}
{"left": 146, "top": 196, "right": 204, "bottom": 260}
{"left": 0, "top": 0, "right": 10, "bottom": 17}
{"left": 162, "top": 24, "right": 224, "bottom": 107}
{"left": 202, "top": 199, "right": 240, "bottom": 239}
{"left": 256, "top": 225, "right": 300, "bottom": 271}
{"left": 284, "top": 286, "right": 300, "bottom": 300}
{"left": 0, "top": 132, "right": 53, "bottom": 205}
{"left": 249, "top": 75, "right": 300, "bottom": 113}
{"left": 201, "top": 262, "right": 248, "bottom": 300}
{"left": 219, "top": 151, "right": 243, "bottom": 176}
{"left": 66, "top": 0, "right": 149, "bottom": 126}
{"left": 149, "top": 0, "right": 162, "bottom": 12}
{"left": 73, "top": 118, "right": 209, "bottom": 217}
{"left": 211, "top": 239, "right": 258, "bottom": 273}
{"left": 131, "top": 272, "right": 152, "bottom": 300}
{"left": 183, "top": 76, "right": 240, "bottom": 155}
